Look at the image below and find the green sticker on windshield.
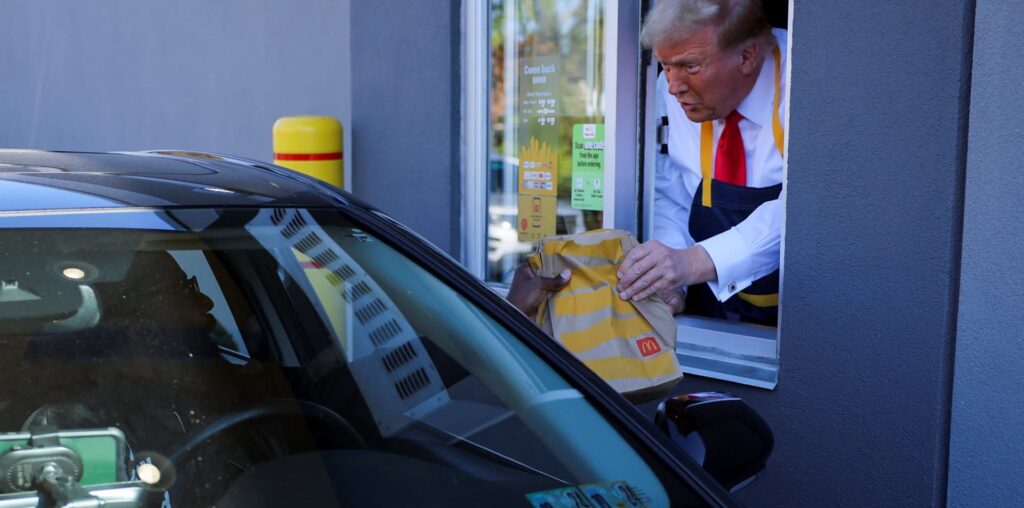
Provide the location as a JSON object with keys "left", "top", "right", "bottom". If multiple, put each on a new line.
{"left": 579, "top": 481, "right": 650, "bottom": 507}
{"left": 526, "top": 481, "right": 649, "bottom": 508}
{"left": 526, "top": 486, "right": 594, "bottom": 508}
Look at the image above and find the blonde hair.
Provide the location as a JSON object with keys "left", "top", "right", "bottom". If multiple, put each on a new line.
{"left": 640, "top": 0, "right": 774, "bottom": 51}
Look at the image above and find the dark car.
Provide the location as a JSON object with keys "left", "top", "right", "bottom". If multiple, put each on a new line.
{"left": 0, "top": 150, "right": 764, "bottom": 507}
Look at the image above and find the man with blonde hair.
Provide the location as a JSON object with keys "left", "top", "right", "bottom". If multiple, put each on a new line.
{"left": 616, "top": 0, "right": 787, "bottom": 325}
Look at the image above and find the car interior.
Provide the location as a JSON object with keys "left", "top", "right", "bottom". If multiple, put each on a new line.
{"left": 0, "top": 208, "right": 681, "bottom": 508}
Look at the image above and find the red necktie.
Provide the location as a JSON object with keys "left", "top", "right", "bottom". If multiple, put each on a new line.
{"left": 714, "top": 111, "right": 746, "bottom": 186}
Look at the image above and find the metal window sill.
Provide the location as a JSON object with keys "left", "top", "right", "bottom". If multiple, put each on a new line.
{"left": 674, "top": 315, "right": 778, "bottom": 390}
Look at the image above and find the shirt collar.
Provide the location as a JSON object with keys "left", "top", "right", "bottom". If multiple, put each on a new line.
{"left": 734, "top": 49, "right": 776, "bottom": 128}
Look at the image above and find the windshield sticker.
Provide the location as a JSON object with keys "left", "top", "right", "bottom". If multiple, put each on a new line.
{"left": 526, "top": 481, "right": 649, "bottom": 508}
{"left": 580, "top": 481, "right": 650, "bottom": 507}
{"left": 526, "top": 486, "right": 593, "bottom": 508}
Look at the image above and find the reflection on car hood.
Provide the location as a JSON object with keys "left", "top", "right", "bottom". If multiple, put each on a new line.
{"left": 0, "top": 150, "right": 342, "bottom": 211}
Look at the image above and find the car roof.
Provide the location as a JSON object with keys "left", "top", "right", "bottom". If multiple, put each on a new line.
{"left": 0, "top": 149, "right": 344, "bottom": 212}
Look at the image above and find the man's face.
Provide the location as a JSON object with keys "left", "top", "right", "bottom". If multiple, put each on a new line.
{"left": 654, "top": 25, "right": 751, "bottom": 123}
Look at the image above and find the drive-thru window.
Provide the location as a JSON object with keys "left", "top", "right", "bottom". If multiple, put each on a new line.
{"left": 463, "top": 0, "right": 791, "bottom": 389}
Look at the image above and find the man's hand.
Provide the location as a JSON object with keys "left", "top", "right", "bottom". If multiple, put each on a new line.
{"left": 507, "top": 264, "right": 572, "bottom": 317}
{"left": 657, "top": 287, "right": 686, "bottom": 315}
{"left": 616, "top": 241, "right": 716, "bottom": 302}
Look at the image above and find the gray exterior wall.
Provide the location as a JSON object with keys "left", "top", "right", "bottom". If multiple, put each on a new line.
{"left": 771, "top": 0, "right": 970, "bottom": 504}
{"left": 0, "top": 0, "right": 351, "bottom": 174}
{"left": 0, "top": 0, "right": 462, "bottom": 256}
{"left": 947, "top": 2, "right": 1024, "bottom": 506}
{"left": 678, "top": 1, "right": 976, "bottom": 506}
{"left": 350, "top": 0, "right": 463, "bottom": 257}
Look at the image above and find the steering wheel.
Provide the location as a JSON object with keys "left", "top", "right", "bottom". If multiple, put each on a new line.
{"left": 166, "top": 398, "right": 366, "bottom": 466}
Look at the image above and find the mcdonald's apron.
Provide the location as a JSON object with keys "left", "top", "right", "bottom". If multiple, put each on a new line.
{"left": 682, "top": 45, "right": 785, "bottom": 327}
{"left": 685, "top": 180, "right": 781, "bottom": 326}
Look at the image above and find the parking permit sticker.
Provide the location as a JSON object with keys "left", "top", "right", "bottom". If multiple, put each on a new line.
{"left": 526, "top": 481, "right": 649, "bottom": 508}
{"left": 579, "top": 481, "right": 650, "bottom": 507}
{"left": 525, "top": 486, "right": 594, "bottom": 508}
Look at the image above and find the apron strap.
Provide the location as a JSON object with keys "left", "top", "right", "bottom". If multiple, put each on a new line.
{"left": 738, "top": 291, "right": 779, "bottom": 308}
{"left": 700, "top": 122, "right": 714, "bottom": 207}
{"left": 771, "top": 45, "right": 785, "bottom": 157}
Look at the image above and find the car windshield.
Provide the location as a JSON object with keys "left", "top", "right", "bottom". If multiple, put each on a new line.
{"left": 0, "top": 207, "right": 694, "bottom": 508}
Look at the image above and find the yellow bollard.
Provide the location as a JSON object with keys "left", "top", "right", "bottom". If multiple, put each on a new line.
{"left": 273, "top": 116, "right": 344, "bottom": 188}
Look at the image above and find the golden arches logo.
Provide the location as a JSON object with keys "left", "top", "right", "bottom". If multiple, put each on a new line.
{"left": 636, "top": 337, "right": 661, "bottom": 357}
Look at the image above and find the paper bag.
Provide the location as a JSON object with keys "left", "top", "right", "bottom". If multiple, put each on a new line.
{"left": 528, "top": 229, "right": 682, "bottom": 402}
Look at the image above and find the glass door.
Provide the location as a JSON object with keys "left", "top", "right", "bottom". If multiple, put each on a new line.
{"left": 484, "top": 0, "right": 607, "bottom": 284}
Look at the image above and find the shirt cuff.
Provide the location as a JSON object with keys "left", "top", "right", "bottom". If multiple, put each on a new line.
{"left": 698, "top": 228, "right": 754, "bottom": 302}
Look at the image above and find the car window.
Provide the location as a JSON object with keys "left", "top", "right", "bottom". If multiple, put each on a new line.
{"left": 0, "top": 208, "right": 701, "bottom": 508}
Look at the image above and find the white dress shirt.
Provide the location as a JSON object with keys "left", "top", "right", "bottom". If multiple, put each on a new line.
{"left": 653, "top": 28, "right": 788, "bottom": 302}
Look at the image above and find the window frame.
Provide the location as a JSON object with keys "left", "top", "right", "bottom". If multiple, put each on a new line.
{"left": 462, "top": 0, "right": 788, "bottom": 390}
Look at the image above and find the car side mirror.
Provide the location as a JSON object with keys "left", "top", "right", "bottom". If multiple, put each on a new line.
{"left": 654, "top": 392, "right": 773, "bottom": 492}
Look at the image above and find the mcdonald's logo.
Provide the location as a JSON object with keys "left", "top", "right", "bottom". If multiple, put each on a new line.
{"left": 636, "top": 337, "right": 661, "bottom": 357}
